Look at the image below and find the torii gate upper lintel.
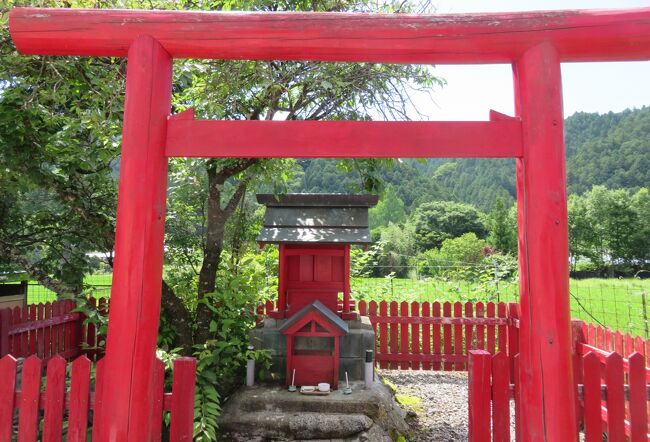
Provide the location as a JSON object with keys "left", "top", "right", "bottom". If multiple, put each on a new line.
{"left": 9, "top": 6, "right": 650, "bottom": 442}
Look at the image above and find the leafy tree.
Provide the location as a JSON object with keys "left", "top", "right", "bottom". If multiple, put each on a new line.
{"left": 374, "top": 221, "right": 417, "bottom": 277}
{"left": 586, "top": 186, "right": 638, "bottom": 268}
{"left": 567, "top": 193, "right": 598, "bottom": 270}
{"left": 0, "top": 1, "right": 122, "bottom": 294}
{"left": 411, "top": 232, "right": 488, "bottom": 280}
{"left": 369, "top": 184, "right": 406, "bottom": 229}
{"left": 1, "top": 0, "right": 442, "bottom": 345}
{"left": 486, "top": 198, "right": 517, "bottom": 255}
{"left": 631, "top": 188, "right": 650, "bottom": 263}
{"left": 411, "top": 200, "right": 487, "bottom": 250}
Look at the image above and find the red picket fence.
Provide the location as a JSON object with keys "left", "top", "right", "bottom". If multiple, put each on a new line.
{"left": 580, "top": 321, "right": 650, "bottom": 364}
{"left": 0, "top": 298, "right": 108, "bottom": 362}
{"left": 357, "top": 300, "right": 519, "bottom": 371}
{"left": 573, "top": 320, "right": 650, "bottom": 440}
{"left": 468, "top": 349, "right": 650, "bottom": 441}
{"left": 0, "top": 353, "right": 196, "bottom": 442}
{"left": 258, "top": 299, "right": 520, "bottom": 372}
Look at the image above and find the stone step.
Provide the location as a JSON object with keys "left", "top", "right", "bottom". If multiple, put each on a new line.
{"left": 218, "top": 381, "right": 406, "bottom": 441}
{"left": 233, "top": 382, "right": 382, "bottom": 416}
{"left": 218, "top": 410, "right": 375, "bottom": 441}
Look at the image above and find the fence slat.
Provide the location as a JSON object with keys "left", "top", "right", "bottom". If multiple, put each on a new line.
{"left": 43, "top": 303, "right": 52, "bottom": 360}
{"left": 486, "top": 302, "right": 496, "bottom": 354}
{"left": 421, "top": 302, "right": 431, "bottom": 370}
{"left": 0, "top": 309, "right": 10, "bottom": 358}
{"left": 12, "top": 307, "right": 21, "bottom": 356}
{"left": 379, "top": 301, "right": 388, "bottom": 369}
{"left": 51, "top": 302, "right": 61, "bottom": 356}
{"left": 0, "top": 355, "right": 17, "bottom": 442}
{"left": 497, "top": 302, "right": 506, "bottom": 353}
{"left": 492, "top": 352, "right": 510, "bottom": 442}
{"left": 514, "top": 355, "right": 521, "bottom": 442}
{"left": 443, "top": 302, "right": 452, "bottom": 371}
{"left": 465, "top": 302, "right": 474, "bottom": 353}
{"left": 169, "top": 357, "right": 197, "bottom": 441}
{"left": 389, "top": 302, "right": 399, "bottom": 370}
{"left": 625, "top": 334, "right": 634, "bottom": 358}
{"left": 634, "top": 336, "right": 645, "bottom": 357}
{"left": 454, "top": 302, "right": 463, "bottom": 371}
{"left": 605, "top": 328, "right": 613, "bottom": 352}
{"left": 411, "top": 302, "right": 420, "bottom": 371}
{"left": 400, "top": 301, "right": 409, "bottom": 370}
{"left": 67, "top": 356, "right": 91, "bottom": 442}
{"left": 614, "top": 331, "right": 623, "bottom": 356}
{"left": 583, "top": 352, "right": 602, "bottom": 442}
{"left": 86, "top": 298, "right": 97, "bottom": 362}
{"left": 151, "top": 358, "right": 165, "bottom": 442}
{"left": 64, "top": 300, "right": 74, "bottom": 358}
{"left": 605, "top": 352, "right": 626, "bottom": 441}
{"left": 36, "top": 304, "right": 45, "bottom": 358}
{"left": 475, "top": 302, "right": 485, "bottom": 350}
{"left": 18, "top": 355, "right": 41, "bottom": 442}
{"left": 92, "top": 359, "right": 105, "bottom": 441}
{"left": 358, "top": 300, "right": 366, "bottom": 316}
{"left": 468, "top": 350, "right": 491, "bottom": 442}
{"left": 28, "top": 305, "right": 37, "bottom": 356}
{"left": 432, "top": 302, "right": 441, "bottom": 371}
{"left": 43, "top": 356, "right": 66, "bottom": 442}
{"left": 369, "top": 301, "right": 379, "bottom": 364}
{"left": 628, "top": 352, "right": 648, "bottom": 442}
{"left": 507, "top": 303, "right": 519, "bottom": 383}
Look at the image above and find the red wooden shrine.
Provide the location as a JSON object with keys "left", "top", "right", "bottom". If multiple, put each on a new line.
{"left": 9, "top": 5, "right": 650, "bottom": 441}
{"left": 277, "top": 243, "right": 349, "bottom": 318}
{"left": 279, "top": 300, "right": 348, "bottom": 388}
{"left": 257, "top": 193, "right": 376, "bottom": 320}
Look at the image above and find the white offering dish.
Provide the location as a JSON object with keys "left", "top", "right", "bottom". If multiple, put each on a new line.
{"left": 318, "top": 383, "right": 330, "bottom": 392}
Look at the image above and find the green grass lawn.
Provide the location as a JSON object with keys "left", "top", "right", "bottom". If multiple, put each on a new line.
{"left": 350, "top": 276, "right": 650, "bottom": 338}
{"left": 26, "top": 273, "right": 650, "bottom": 338}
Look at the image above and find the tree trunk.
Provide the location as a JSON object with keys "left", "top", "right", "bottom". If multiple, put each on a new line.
{"left": 194, "top": 163, "right": 252, "bottom": 344}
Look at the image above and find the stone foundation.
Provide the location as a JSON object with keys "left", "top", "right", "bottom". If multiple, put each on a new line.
{"left": 218, "top": 379, "right": 409, "bottom": 441}
{"left": 249, "top": 315, "right": 375, "bottom": 384}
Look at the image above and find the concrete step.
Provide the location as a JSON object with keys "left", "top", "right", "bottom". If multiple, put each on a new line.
{"left": 218, "top": 380, "right": 406, "bottom": 441}
{"left": 218, "top": 410, "right": 375, "bottom": 441}
{"left": 234, "top": 382, "right": 383, "bottom": 417}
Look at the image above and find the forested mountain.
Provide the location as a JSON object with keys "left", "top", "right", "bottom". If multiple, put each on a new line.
{"left": 291, "top": 106, "right": 650, "bottom": 211}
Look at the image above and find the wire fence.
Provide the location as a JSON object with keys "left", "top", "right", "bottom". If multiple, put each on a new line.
{"left": 21, "top": 267, "right": 650, "bottom": 338}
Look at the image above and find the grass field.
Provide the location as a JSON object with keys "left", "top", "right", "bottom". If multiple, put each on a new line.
{"left": 351, "top": 276, "right": 650, "bottom": 338}
{"left": 25, "top": 273, "right": 650, "bottom": 338}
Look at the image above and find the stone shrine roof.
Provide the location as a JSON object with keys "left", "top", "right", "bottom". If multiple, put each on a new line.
{"left": 256, "top": 194, "right": 378, "bottom": 244}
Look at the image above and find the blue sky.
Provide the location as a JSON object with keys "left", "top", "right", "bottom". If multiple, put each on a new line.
{"left": 417, "top": 0, "right": 650, "bottom": 120}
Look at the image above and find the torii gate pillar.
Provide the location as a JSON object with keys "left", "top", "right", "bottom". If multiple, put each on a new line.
{"left": 514, "top": 42, "right": 578, "bottom": 440}
{"left": 98, "top": 35, "right": 172, "bottom": 442}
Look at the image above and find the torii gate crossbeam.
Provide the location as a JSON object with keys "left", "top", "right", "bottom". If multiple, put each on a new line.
{"left": 9, "top": 6, "right": 650, "bottom": 442}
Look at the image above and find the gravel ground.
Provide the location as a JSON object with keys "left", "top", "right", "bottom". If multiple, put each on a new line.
{"left": 379, "top": 370, "right": 585, "bottom": 442}
{"left": 379, "top": 370, "right": 472, "bottom": 441}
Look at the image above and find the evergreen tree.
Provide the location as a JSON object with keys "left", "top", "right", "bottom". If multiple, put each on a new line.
{"left": 369, "top": 184, "right": 406, "bottom": 229}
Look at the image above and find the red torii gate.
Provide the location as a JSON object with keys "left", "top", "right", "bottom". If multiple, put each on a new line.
{"left": 9, "top": 6, "right": 650, "bottom": 441}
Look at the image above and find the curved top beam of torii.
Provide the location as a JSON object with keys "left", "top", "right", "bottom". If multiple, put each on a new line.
{"left": 9, "top": 7, "right": 650, "bottom": 63}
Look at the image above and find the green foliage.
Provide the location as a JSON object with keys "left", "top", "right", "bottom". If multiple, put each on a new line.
{"left": 369, "top": 184, "right": 406, "bottom": 229}
{"left": 486, "top": 198, "right": 517, "bottom": 255}
{"left": 0, "top": 1, "right": 122, "bottom": 290}
{"left": 568, "top": 185, "right": 649, "bottom": 273}
{"left": 411, "top": 201, "right": 487, "bottom": 250}
{"left": 412, "top": 233, "right": 488, "bottom": 280}
{"left": 188, "top": 255, "right": 271, "bottom": 441}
